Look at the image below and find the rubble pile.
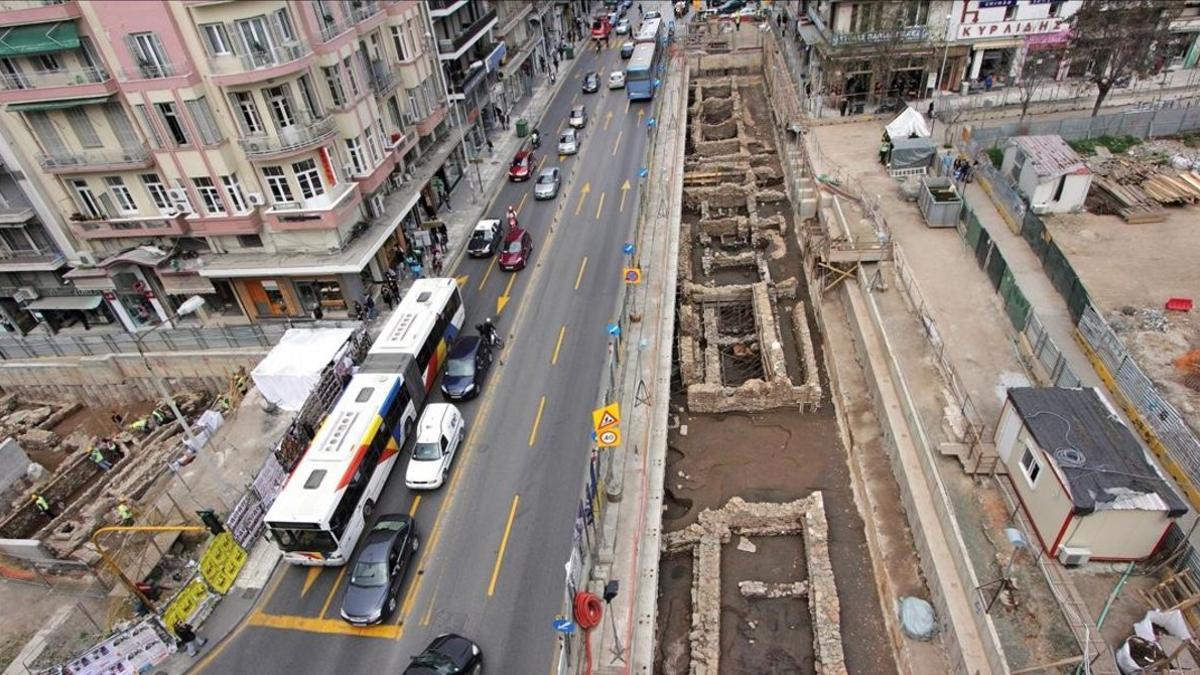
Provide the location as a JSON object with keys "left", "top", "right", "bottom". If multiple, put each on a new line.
{"left": 1084, "top": 138, "right": 1200, "bottom": 222}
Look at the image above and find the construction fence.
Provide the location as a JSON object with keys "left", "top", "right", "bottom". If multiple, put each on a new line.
{"left": 969, "top": 105, "right": 1200, "bottom": 149}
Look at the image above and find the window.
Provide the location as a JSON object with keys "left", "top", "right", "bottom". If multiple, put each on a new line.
{"left": 264, "top": 85, "right": 296, "bottom": 129}
{"left": 343, "top": 56, "right": 360, "bottom": 97}
{"left": 132, "top": 103, "right": 162, "bottom": 149}
{"left": 262, "top": 166, "right": 293, "bottom": 203}
{"left": 1048, "top": 1, "right": 1063, "bottom": 17}
{"left": 70, "top": 180, "right": 104, "bottom": 219}
{"left": 222, "top": 174, "right": 248, "bottom": 212}
{"left": 104, "top": 177, "right": 137, "bottom": 212}
{"left": 346, "top": 136, "right": 365, "bottom": 174}
{"left": 155, "top": 102, "right": 189, "bottom": 146}
{"left": 0, "top": 58, "right": 27, "bottom": 89}
{"left": 1004, "top": 3, "right": 1018, "bottom": 21}
{"left": 230, "top": 91, "right": 264, "bottom": 134}
{"left": 103, "top": 103, "right": 141, "bottom": 148}
{"left": 236, "top": 16, "right": 274, "bottom": 59}
{"left": 296, "top": 73, "right": 322, "bottom": 117}
{"left": 292, "top": 158, "right": 325, "bottom": 199}
{"left": 273, "top": 8, "right": 296, "bottom": 42}
{"left": 387, "top": 95, "right": 403, "bottom": 131}
{"left": 1019, "top": 445, "right": 1041, "bottom": 487}
{"left": 237, "top": 233, "right": 264, "bottom": 248}
{"left": 201, "top": 23, "right": 233, "bottom": 56}
{"left": 365, "top": 128, "right": 381, "bottom": 164}
{"left": 323, "top": 65, "right": 346, "bottom": 107}
{"left": 192, "top": 176, "right": 225, "bottom": 215}
{"left": 34, "top": 53, "right": 60, "bottom": 72}
{"left": 391, "top": 25, "right": 410, "bottom": 62}
{"left": 65, "top": 108, "right": 102, "bottom": 148}
{"left": 127, "top": 32, "right": 169, "bottom": 78}
{"left": 140, "top": 174, "right": 170, "bottom": 210}
{"left": 185, "top": 97, "right": 222, "bottom": 145}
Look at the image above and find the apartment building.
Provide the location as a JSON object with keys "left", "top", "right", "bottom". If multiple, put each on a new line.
{"left": 0, "top": 0, "right": 468, "bottom": 330}
{"left": 949, "top": 0, "right": 1082, "bottom": 91}
{"left": 427, "top": 0, "right": 498, "bottom": 151}
{"left": 490, "top": 1, "right": 555, "bottom": 118}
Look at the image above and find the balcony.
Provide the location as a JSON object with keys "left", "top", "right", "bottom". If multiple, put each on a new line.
{"left": 207, "top": 40, "right": 311, "bottom": 80}
{"left": 350, "top": 0, "right": 382, "bottom": 23}
{"left": 237, "top": 115, "right": 336, "bottom": 158}
{"left": 0, "top": 0, "right": 80, "bottom": 28}
{"left": 368, "top": 60, "right": 400, "bottom": 96}
{"left": 36, "top": 146, "right": 153, "bottom": 174}
{"left": 436, "top": 7, "right": 497, "bottom": 59}
{"left": 0, "top": 65, "right": 116, "bottom": 103}
{"left": 0, "top": 205, "right": 34, "bottom": 224}
{"left": 118, "top": 61, "right": 178, "bottom": 82}
{"left": 0, "top": 246, "right": 66, "bottom": 272}
{"left": 427, "top": 0, "right": 467, "bottom": 18}
{"left": 446, "top": 64, "right": 486, "bottom": 100}
{"left": 69, "top": 215, "right": 187, "bottom": 240}
{"left": 318, "top": 14, "right": 354, "bottom": 42}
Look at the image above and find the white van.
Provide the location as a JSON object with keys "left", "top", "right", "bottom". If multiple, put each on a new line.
{"left": 405, "top": 403, "right": 465, "bottom": 490}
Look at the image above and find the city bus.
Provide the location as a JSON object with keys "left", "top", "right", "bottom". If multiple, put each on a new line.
{"left": 265, "top": 373, "right": 419, "bottom": 566}
{"left": 626, "top": 42, "right": 661, "bottom": 101}
{"left": 634, "top": 17, "right": 662, "bottom": 45}
{"left": 363, "top": 277, "right": 465, "bottom": 393}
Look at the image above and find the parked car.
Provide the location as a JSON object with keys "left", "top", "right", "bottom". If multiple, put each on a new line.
{"left": 609, "top": 70, "right": 626, "bottom": 89}
{"left": 467, "top": 219, "right": 502, "bottom": 257}
{"left": 614, "top": 18, "right": 630, "bottom": 34}
{"left": 441, "top": 336, "right": 493, "bottom": 400}
{"left": 533, "top": 167, "right": 561, "bottom": 200}
{"left": 569, "top": 105, "right": 588, "bottom": 128}
{"left": 508, "top": 149, "right": 536, "bottom": 181}
{"left": 403, "top": 634, "right": 483, "bottom": 675}
{"left": 582, "top": 72, "right": 600, "bottom": 93}
{"left": 558, "top": 128, "right": 580, "bottom": 155}
{"left": 644, "top": 10, "right": 661, "bottom": 19}
{"left": 405, "top": 403, "right": 464, "bottom": 489}
{"left": 718, "top": 0, "right": 746, "bottom": 15}
{"left": 339, "top": 515, "right": 418, "bottom": 625}
{"left": 498, "top": 227, "right": 533, "bottom": 271}
{"left": 620, "top": 41, "right": 635, "bottom": 59}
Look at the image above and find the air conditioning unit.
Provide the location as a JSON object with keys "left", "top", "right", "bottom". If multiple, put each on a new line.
{"left": 246, "top": 192, "right": 266, "bottom": 206}
{"left": 166, "top": 187, "right": 188, "bottom": 201}
{"left": 1057, "top": 547, "right": 1091, "bottom": 567}
{"left": 13, "top": 286, "right": 38, "bottom": 303}
{"left": 159, "top": 207, "right": 179, "bottom": 218}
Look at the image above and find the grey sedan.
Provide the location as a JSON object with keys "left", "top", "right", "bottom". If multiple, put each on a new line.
{"left": 558, "top": 129, "right": 579, "bottom": 155}
{"left": 534, "top": 167, "right": 561, "bottom": 200}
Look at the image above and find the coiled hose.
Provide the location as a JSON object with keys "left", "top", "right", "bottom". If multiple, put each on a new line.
{"left": 574, "top": 591, "right": 604, "bottom": 675}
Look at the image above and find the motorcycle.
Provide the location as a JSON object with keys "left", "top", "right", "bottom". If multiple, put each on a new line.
{"left": 531, "top": 130, "right": 541, "bottom": 149}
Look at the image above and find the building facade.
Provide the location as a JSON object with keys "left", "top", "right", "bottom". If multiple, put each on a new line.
{"left": 0, "top": 0, "right": 474, "bottom": 330}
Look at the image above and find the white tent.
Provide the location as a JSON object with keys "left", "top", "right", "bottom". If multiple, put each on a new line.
{"left": 251, "top": 328, "right": 355, "bottom": 411}
{"left": 886, "top": 107, "right": 931, "bottom": 139}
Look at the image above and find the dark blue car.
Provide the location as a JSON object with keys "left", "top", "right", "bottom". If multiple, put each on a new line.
{"left": 441, "top": 336, "right": 493, "bottom": 401}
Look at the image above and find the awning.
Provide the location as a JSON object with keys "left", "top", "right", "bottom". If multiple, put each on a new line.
{"left": 25, "top": 295, "right": 102, "bottom": 311}
{"left": 158, "top": 274, "right": 216, "bottom": 295}
{"left": 0, "top": 22, "right": 80, "bottom": 58}
{"left": 8, "top": 95, "right": 111, "bottom": 112}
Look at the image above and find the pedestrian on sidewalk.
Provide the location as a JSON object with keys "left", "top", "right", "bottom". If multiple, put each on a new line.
{"left": 432, "top": 251, "right": 444, "bottom": 276}
{"left": 365, "top": 295, "right": 377, "bottom": 320}
{"left": 174, "top": 622, "right": 207, "bottom": 657}
{"left": 116, "top": 501, "right": 134, "bottom": 526}
{"left": 381, "top": 285, "right": 395, "bottom": 310}
{"left": 89, "top": 445, "right": 112, "bottom": 471}
{"left": 486, "top": 137, "right": 494, "bottom": 153}
{"left": 31, "top": 493, "right": 55, "bottom": 519}
{"left": 352, "top": 301, "right": 364, "bottom": 321}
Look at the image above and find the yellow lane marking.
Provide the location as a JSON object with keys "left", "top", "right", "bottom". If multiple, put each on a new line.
{"left": 248, "top": 612, "right": 401, "bottom": 639}
{"left": 536, "top": 154, "right": 546, "bottom": 171}
{"left": 193, "top": 565, "right": 288, "bottom": 672}
{"left": 420, "top": 573, "right": 442, "bottom": 626}
{"left": 619, "top": 179, "right": 632, "bottom": 212}
{"left": 572, "top": 92, "right": 579, "bottom": 105}
{"left": 455, "top": 274, "right": 469, "bottom": 287}
{"left": 595, "top": 191, "right": 606, "bottom": 220}
{"left": 476, "top": 256, "right": 497, "bottom": 291}
{"left": 552, "top": 325, "right": 567, "bottom": 366}
{"left": 301, "top": 568, "right": 321, "bottom": 599}
{"left": 496, "top": 272, "right": 516, "bottom": 315}
{"left": 575, "top": 256, "right": 588, "bottom": 290}
{"left": 318, "top": 566, "right": 347, "bottom": 619}
{"left": 516, "top": 191, "right": 529, "bottom": 216}
{"left": 409, "top": 495, "right": 421, "bottom": 516}
{"left": 528, "top": 396, "right": 546, "bottom": 447}
{"left": 612, "top": 130, "right": 622, "bottom": 157}
{"left": 557, "top": 118, "right": 566, "bottom": 133}
{"left": 487, "top": 494, "right": 521, "bottom": 597}
{"left": 574, "top": 181, "right": 591, "bottom": 216}
{"left": 604, "top": 110, "right": 613, "bottom": 131}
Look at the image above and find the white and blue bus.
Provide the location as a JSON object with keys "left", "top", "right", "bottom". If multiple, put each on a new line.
{"left": 634, "top": 16, "right": 662, "bottom": 45}
{"left": 626, "top": 42, "right": 661, "bottom": 101}
{"left": 363, "top": 277, "right": 465, "bottom": 394}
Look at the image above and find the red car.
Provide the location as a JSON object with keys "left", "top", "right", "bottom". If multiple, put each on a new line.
{"left": 508, "top": 150, "right": 536, "bottom": 182}
{"left": 498, "top": 228, "right": 533, "bottom": 271}
{"left": 591, "top": 16, "right": 612, "bottom": 39}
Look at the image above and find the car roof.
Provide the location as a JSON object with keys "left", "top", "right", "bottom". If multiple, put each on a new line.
{"left": 514, "top": 150, "right": 531, "bottom": 160}
{"left": 474, "top": 219, "right": 499, "bottom": 232}
{"left": 537, "top": 168, "right": 557, "bottom": 178}
{"left": 561, "top": 128, "right": 576, "bottom": 136}
{"left": 449, "top": 336, "right": 480, "bottom": 359}
{"left": 504, "top": 227, "right": 527, "bottom": 242}
{"left": 571, "top": 105, "right": 584, "bottom": 113}
{"left": 417, "top": 403, "right": 459, "bottom": 442}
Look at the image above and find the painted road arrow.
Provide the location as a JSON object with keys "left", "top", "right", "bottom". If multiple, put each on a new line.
{"left": 619, "top": 180, "right": 631, "bottom": 212}
{"left": 496, "top": 271, "right": 517, "bottom": 315}
{"left": 574, "top": 181, "right": 591, "bottom": 216}
{"left": 604, "top": 110, "right": 613, "bottom": 131}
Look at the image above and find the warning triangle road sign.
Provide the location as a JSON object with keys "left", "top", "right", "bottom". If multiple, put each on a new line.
{"left": 592, "top": 403, "right": 621, "bottom": 434}
{"left": 598, "top": 412, "right": 618, "bottom": 429}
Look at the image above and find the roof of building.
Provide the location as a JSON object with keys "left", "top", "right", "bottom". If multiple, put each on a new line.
{"left": 1010, "top": 135, "right": 1089, "bottom": 178}
{"left": 1007, "top": 387, "right": 1187, "bottom": 517}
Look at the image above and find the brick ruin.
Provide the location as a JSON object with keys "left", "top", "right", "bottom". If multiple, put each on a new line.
{"left": 676, "top": 75, "right": 821, "bottom": 413}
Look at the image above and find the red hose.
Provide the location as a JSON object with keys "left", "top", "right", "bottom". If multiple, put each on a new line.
{"left": 574, "top": 591, "right": 604, "bottom": 675}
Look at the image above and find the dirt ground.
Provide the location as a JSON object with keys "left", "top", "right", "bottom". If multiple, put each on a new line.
{"left": 657, "top": 407, "right": 897, "bottom": 675}
{"left": 1045, "top": 206, "right": 1200, "bottom": 428}
{"left": 23, "top": 400, "right": 156, "bottom": 472}
{"left": 0, "top": 577, "right": 109, "bottom": 672}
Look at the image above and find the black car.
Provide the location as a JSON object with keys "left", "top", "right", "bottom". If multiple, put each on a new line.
{"left": 582, "top": 72, "right": 600, "bottom": 93}
{"left": 403, "top": 634, "right": 483, "bottom": 675}
{"left": 441, "top": 336, "right": 492, "bottom": 401}
{"left": 339, "top": 515, "right": 419, "bottom": 625}
{"left": 467, "top": 219, "right": 503, "bottom": 257}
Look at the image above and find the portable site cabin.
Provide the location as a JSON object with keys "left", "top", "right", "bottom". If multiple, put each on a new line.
{"left": 1000, "top": 135, "right": 1092, "bottom": 214}
{"left": 994, "top": 387, "right": 1186, "bottom": 564}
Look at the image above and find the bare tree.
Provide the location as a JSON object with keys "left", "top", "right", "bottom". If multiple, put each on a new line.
{"left": 1067, "top": 0, "right": 1180, "bottom": 116}
{"left": 936, "top": 101, "right": 969, "bottom": 149}
{"left": 864, "top": 1, "right": 925, "bottom": 106}
{"left": 1016, "top": 54, "right": 1057, "bottom": 122}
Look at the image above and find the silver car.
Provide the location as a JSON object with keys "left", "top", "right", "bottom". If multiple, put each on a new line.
{"left": 558, "top": 129, "right": 579, "bottom": 155}
{"left": 533, "top": 167, "right": 561, "bottom": 200}
{"left": 568, "top": 105, "right": 587, "bottom": 129}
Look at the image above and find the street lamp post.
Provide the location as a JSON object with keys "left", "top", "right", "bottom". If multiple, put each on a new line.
{"left": 132, "top": 295, "right": 206, "bottom": 444}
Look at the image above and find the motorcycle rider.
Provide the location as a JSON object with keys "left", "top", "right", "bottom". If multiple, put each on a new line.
{"left": 477, "top": 317, "right": 501, "bottom": 348}
{"left": 506, "top": 205, "right": 518, "bottom": 228}
{"left": 531, "top": 128, "right": 541, "bottom": 148}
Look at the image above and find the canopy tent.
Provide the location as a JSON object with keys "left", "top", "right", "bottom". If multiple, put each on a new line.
{"left": 890, "top": 136, "right": 936, "bottom": 171}
{"left": 251, "top": 328, "right": 355, "bottom": 411}
{"left": 885, "top": 107, "right": 931, "bottom": 140}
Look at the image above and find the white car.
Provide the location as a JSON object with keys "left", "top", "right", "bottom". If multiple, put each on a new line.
{"left": 405, "top": 403, "right": 464, "bottom": 490}
{"left": 609, "top": 71, "right": 626, "bottom": 89}
{"left": 644, "top": 10, "right": 661, "bottom": 20}
{"left": 615, "top": 18, "right": 631, "bottom": 34}
{"left": 558, "top": 128, "right": 580, "bottom": 155}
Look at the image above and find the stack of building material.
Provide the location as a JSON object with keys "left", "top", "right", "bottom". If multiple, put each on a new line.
{"left": 1089, "top": 177, "right": 1167, "bottom": 223}
{"left": 1141, "top": 172, "right": 1200, "bottom": 205}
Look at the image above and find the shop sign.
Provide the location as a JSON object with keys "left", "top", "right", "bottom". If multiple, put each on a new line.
{"left": 486, "top": 41, "right": 507, "bottom": 72}
{"left": 958, "top": 18, "right": 1066, "bottom": 40}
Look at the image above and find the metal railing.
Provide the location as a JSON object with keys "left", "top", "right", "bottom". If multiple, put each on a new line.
{"left": 318, "top": 14, "right": 354, "bottom": 41}
{"left": 436, "top": 7, "right": 496, "bottom": 55}
{"left": 119, "top": 61, "right": 177, "bottom": 81}
{"left": 237, "top": 115, "right": 336, "bottom": 157}
{"left": 0, "top": 65, "right": 108, "bottom": 90}
{"left": 35, "top": 146, "right": 151, "bottom": 171}
{"left": 208, "top": 41, "right": 311, "bottom": 75}
{"left": 350, "top": 0, "right": 382, "bottom": 23}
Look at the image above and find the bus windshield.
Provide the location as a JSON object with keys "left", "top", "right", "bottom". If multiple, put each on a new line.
{"left": 270, "top": 526, "right": 338, "bottom": 553}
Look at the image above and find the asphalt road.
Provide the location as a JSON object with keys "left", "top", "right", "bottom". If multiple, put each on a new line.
{"left": 198, "top": 20, "right": 662, "bottom": 675}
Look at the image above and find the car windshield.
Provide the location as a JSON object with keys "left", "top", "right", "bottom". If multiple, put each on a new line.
{"left": 349, "top": 560, "right": 388, "bottom": 588}
{"left": 511, "top": 157, "right": 526, "bottom": 168}
{"left": 572, "top": 108, "right": 583, "bottom": 117}
{"left": 446, "top": 355, "right": 475, "bottom": 377}
{"left": 537, "top": 174, "right": 554, "bottom": 184}
{"left": 470, "top": 230, "right": 489, "bottom": 242}
{"left": 505, "top": 239, "right": 524, "bottom": 254}
{"left": 560, "top": 134, "right": 572, "bottom": 144}
{"left": 411, "top": 651, "right": 457, "bottom": 674}
{"left": 413, "top": 441, "right": 442, "bottom": 461}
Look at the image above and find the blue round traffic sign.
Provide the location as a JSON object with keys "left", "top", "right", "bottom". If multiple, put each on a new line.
{"left": 623, "top": 243, "right": 635, "bottom": 255}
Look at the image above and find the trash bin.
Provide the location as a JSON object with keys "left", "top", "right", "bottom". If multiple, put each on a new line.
{"left": 565, "top": 43, "right": 575, "bottom": 60}
{"left": 516, "top": 118, "right": 529, "bottom": 137}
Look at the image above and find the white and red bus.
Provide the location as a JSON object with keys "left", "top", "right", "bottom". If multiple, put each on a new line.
{"left": 265, "top": 373, "right": 419, "bottom": 566}
{"left": 363, "top": 277, "right": 465, "bottom": 394}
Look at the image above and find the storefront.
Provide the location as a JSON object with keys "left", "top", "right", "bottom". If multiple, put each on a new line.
{"left": 231, "top": 278, "right": 305, "bottom": 319}
{"left": 22, "top": 294, "right": 112, "bottom": 333}
{"left": 1022, "top": 28, "right": 1071, "bottom": 81}
{"left": 968, "top": 39, "right": 1022, "bottom": 85}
